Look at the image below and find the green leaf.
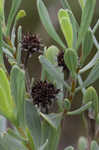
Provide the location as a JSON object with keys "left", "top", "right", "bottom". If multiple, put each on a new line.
{"left": 61, "top": 0, "right": 79, "bottom": 48}
{"left": 37, "top": 0, "right": 65, "bottom": 49}
{"left": 81, "top": 30, "right": 93, "bottom": 63}
{"left": 45, "top": 45, "right": 59, "bottom": 65}
{"left": 76, "top": 0, "right": 96, "bottom": 49}
{"left": 64, "top": 146, "right": 74, "bottom": 150}
{"left": 67, "top": 102, "right": 92, "bottom": 115}
{"left": 0, "top": 116, "right": 6, "bottom": 134}
{"left": 6, "top": 0, "right": 22, "bottom": 35}
{"left": 39, "top": 139, "right": 48, "bottom": 150}
{"left": 40, "top": 112, "right": 62, "bottom": 130}
{"left": 16, "top": 26, "right": 22, "bottom": 65}
{"left": 0, "top": 0, "right": 5, "bottom": 28}
{"left": 58, "top": 9, "right": 73, "bottom": 48}
{"left": 78, "top": 0, "right": 86, "bottom": 9}
{"left": 11, "top": 11, "right": 25, "bottom": 48}
{"left": 7, "top": 128, "right": 27, "bottom": 142}
{"left": 2, "top": 41, "right": 14, "bottom": 53}
{"left": 0, "top": 0, "right": 4, "bottom": 17}
{"left": 10, "top": 65, "right": 25, "bottom": 127}
{"left": 41, "top": 121, "right": 60, "bottom": 150}
{"left": 25, "top": 101, "right": 41, "bottom": 149}
{"left": 84, "top": 60, "right": 99, "bottom": 87}
{"left": 0, "top": 134, "right": 27, "bottom": 150}
{"left": 83, "top": 87, "right": 99, "bottom": 118}
{"left": 91, "top": 141, "right": 99, "bottom": 150}
{"left": 39, "top": 55, "right": 64, "bottom": 85}
{"left": 0, "top": 68, "right": 16, "bottom": 122}
{"left": 0, "top": 22, "right": 6, "bottom": 71}
{"left": 61, "top": 0, "right": 79, "bottom": 29}
{"left": 67, "top": 10, "right": 78, "bottom": 49}
{"left": 64, "top": 48, "right": 78, "bottom": 76}
{"left": 61, "top": 0, "right": 71, "bottom": 10}
{"left": 25, "top": 127, "right": 36, "bottom": 150}
{"left": 2, "top": 48, "right": 13, "bottom": 58}
{"left": 78, "top": 137, "right": 87, "bottom": 150}
{"left": 39, "top": 55, "right": 70, "bottom": 90}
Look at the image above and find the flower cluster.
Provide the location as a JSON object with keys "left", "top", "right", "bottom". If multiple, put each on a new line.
{"left": 21, "top": 32, "right": 42, "bottom": 55}
{"left": 31, "top": 80, "right": 60, "bottom": 113}
{"left": 21, "top": 32, "right": 43, "bottom": 67}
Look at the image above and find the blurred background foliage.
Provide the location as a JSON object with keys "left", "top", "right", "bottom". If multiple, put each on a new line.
{"left": 5, "top": 0, "right": 99, "bottom": 149}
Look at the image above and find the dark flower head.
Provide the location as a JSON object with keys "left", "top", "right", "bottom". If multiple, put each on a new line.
{"left": 57, "top": 51, "right": 69, "bottom": 75}
{"left": 21, "top": 32, "right": 43, "bottom": 55}
{"left": 31, "top": 80, "right": 60, "bottom": 113}
{"left": 21, "top": 32, "right": 43, "bottom": 67}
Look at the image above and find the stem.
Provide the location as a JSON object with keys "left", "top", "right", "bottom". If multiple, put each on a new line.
{"left": 17, "top": 128, "right": 32, "bottom": 150}
{"left": 24, "top": 52, "right": 29, "bottom": 68}
{"left": 77, "top": 74, "right": 86, "bottom": 94}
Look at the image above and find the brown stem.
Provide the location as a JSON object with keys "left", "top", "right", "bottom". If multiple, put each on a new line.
{"left": 18, "top": 128, "right": 32, "bottom": 150}
{"left": 25, "top": 143, "right": 33, "bottom": 150}
{"left": 71, "top": 79, "right": 76, "bottom": 93}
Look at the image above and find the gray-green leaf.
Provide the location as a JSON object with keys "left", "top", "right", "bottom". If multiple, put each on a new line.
{"left": 84, "top": 60, "right": 99, "bottom": 87}
{"left": 37, "top": 0, "right": 65, "bottom": 49}
{"left": 76, "top": 0, "right": 96, "bottom": 49}
{"left": 64, "top": 48, "right": 78, "bottom": 76}
{"left": 10, "top": 65, "right": 25, "bottom": 128}
{"left": 81, "top": 30, "right": 93, "bottom": 63}
{"left": 40, "top": 112, "right": 62, "bottom": 130}
{"left": 25, "top": 101, "right": 41, "bottom": 149}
